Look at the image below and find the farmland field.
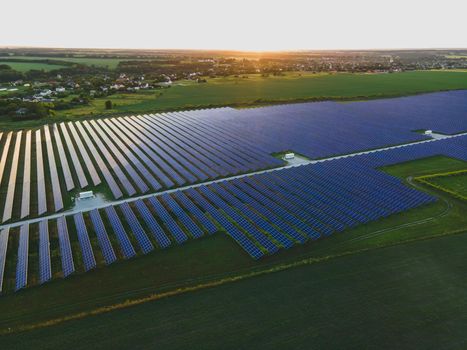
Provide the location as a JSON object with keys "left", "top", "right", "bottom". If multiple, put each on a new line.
{"left": 55, "top": 70, "right": 467, "bottom": 115}
{"left": 2, "top": 229, "right": 467, "bottom": 350}
{"left": 421, "top": 171, "right": 467, "bottom": 199}
{"left": 0, "top": 56, "right": 150, "bottom": 69}
{"left": 0, "top": 61, "right": 66, "bottom": 72}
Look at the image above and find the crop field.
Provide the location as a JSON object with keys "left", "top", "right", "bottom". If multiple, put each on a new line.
{"left": 0, "top": 56, "right": 151, "bottom": 69}
{"left": 0, "top": 91, "right": 466, "bottom": 348}
{"left": 416, "top": 170, "right": 467, "bottom": 199}
{"left": 3, "top": 231, "right": 467, "bottom": 350}
{"left": 0, "top": 61, "right": 66, "bottom": 72}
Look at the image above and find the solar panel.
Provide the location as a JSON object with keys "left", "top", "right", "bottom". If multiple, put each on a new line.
{"left": 133, "top": 199, "right": 171, "bottom": 249}
{"left": 82, "top": 121, "right": 136, "bottom": 196}
{"left": 102, "top": 119, "right": 162, "bottom": 191}
{"left": 35, "top": 130, "right": 47, "bottom": 215}
{"left": 147, "top": 196, "right": 188, "bottom": 244}
{"left": 198, "top": 186, "right": 278, "bottom": 254}
{"left": 0, "top": 228, "right": 10, "bottom": 293}
{"left": 20, "top": 130, "right": 32, "bottom": 219}
{"left": 15, "top": 224, "right": 29, "bottom": 291}
{"left": 59, "top": 123, "right": 88, "bottom": 188}
{"left": 0, "top": 132, "right": 12, "bottom": 187}
{"left": 52, "top": 123, "right": 74, "bottom": 191}
{"left": 2, "top": 131, "right": 22, "bottom": 222}
{"left": 127, "top": 116, "right": 200, "bottom": 183}
{"left": 185, "top": 188, "right": 263, "bottom": 259}
{"left": 119, "top": 202, "right": 154, "bottom": 254}
{"left": 173, "top": 191, "right": 218, "bottom": 235}
{"left": 43, "top": 125, "right": 63, "bottom": 212}
{"left": 160, "top": 193, "right": 204, "bottom": 239}
{"left": 56, "top": 216, "right": 75, "bottom": 277}
{"left": 38, "top": 220, "right": 52, "bottom": 284}
{"left": 66, "top": 122, "right": 100, "bottom": 186}
{"left": 90, "top": 120, "right": 148, "bottom": 194}
{"left": 111, "top": 118, "right": 178, "bottom": 187}
{"left": 89, "top": 209, "right": 117, "bottom": 265}
{"left": 104, "top": 206, "right": 136, "bottom": 259}
{"left": 74, "top": 121, "right": 123, "bottom": 198}
{"left": 73, "top": 212, "right": 97, "bottom": 271}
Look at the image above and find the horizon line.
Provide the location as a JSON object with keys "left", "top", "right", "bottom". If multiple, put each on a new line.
{"left": 1, "top": 45, "right": 467, "bottom": 53}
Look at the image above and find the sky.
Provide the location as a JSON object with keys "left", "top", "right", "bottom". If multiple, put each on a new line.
{"left": 2, "top": 0, "right": 467, "bottom": 51}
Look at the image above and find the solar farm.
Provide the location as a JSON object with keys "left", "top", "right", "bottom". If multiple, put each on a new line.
{"left": 0, "top": 92, "right": 466, "bottom": 294}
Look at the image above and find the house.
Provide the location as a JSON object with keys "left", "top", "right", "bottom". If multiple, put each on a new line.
{"left": 16, "top": 108, "right": 29, "bottom": 116}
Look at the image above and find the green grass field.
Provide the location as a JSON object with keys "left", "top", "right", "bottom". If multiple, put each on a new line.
{"left": 0, "top": 56, "right": 150, "bottom": 69}
{"left": 0, "top": 156, "right": 466, "bottom": 348}
{"left": 59, "top": 71, "right": 467, "bottom": 117}
{"left": 422, "top": 172, "right": 467, "bottom": 198}
{"left": 0, "top": 61, "right": 66, "bottom": 72}
{"left": 3, "top": 231, "right": 467, "bottom": 349}
{"left": 417, "top": 168, "right": 467, "bottom": 200}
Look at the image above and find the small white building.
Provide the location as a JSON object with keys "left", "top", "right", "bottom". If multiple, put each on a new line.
{"left": 424, "top": 130, "right": 433, "bottom": 135}
{"left": 284, "top": 153, "right": 295, "bottom": 160}
{"left": 77, "top": 191, "right": 94, "bottom": 200}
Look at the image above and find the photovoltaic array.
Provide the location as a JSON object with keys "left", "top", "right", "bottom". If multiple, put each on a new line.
{"left": 0, "top": 133, "right": 465, "bottom": 292}
{"left": 0, "top": 91, "right": 465, "bottom": 293}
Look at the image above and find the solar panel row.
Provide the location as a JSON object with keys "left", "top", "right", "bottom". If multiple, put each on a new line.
{"left": 134, "top": 199, "right": 171, "bottom": 249}
{"left": 38, "top": 220, "right": 52, "bottom": 284}
{"left": 59, "top": 123, "right": 88, "bottom": 188}
{"left": 104, "top": 206, "right": 136, "bottom": 259}
{"left": 89, "top": 209, "right": 117, "bottom": 265}
{"left": 73, "top": 212, "right": 97, "bottom": 271}
{"left": 0, "top": 228, "right": 9, "bottom": 293}
{"left": 57, "top": 216, "right": 75, "bottom": 277}
{"left": 119, "top": 202, "right": 154, "bottom": 254}
{"left": 53, "top": 123, "right": 74, "bottom": 191}
{"left": 0, "top": 132, "right": 12, "bottom": 187}
{"left": 79, "top": 121, "right": 126, "bottom": 198}
{"left": 15, "top": 224, "right": 29, "bottom": 291}
{"left": 66, "top": 122, "right": 100, "bottom": 186}
{"left": 0, "top": 122, "right": 464, "bottom": 293}
{"left": 3, "top": 131, "right": 22, "bottom": 222}
{"left": 44, "top": 125, "right": 64, "bottom": 212}
{"left": 35, "top": 130, "right": 47, "bottom": 216}
{"left": 20, "top": 130, "right": 32, "bottom": 219}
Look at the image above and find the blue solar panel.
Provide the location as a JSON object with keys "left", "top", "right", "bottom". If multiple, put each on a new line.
{"left": 160, "top": 193, "right": 204, "bottom": 239}
{"left": 38, "top": 220, "right": 52, "bottom": 284}
{"left": 147, "top": 196, "right": 188, "bottom": 244}
{"left": 134, "top": 199, "right": 171, "bottom": 248}
{"left": 89, "top": 209, "right": 117, "bottom": 265}
{"left": 15, "top": 224, "right": 29, "bottom": 291}
{"left": 20, "top": 130, "right": 32, "bottom": 219}
{"left": 56, "top": 216, "right": 75, "bottom": 277}
{"left": 173, "top": 191, "right": 218, "bottom": 235}
{"left": 198, "top": 186, "right": 278, "bottom": 254}
{"left": 0, "top": 228, "right": 9, "bottom": 293}
{"left": 104, "top": 206, "right": 136, "bottom": 259}
{"left": 73, "top": 212, "right": 96, "bottom": 271}
{"left": 186, "top": 187, "right": 263, "bottom": 259}
{"left": 119, "top": 202, "right": 154, "bottom": 254}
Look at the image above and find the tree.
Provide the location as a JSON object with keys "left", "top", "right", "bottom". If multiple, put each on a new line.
{"left": 105, "top": 100, "right": 113, "bottom": 110}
